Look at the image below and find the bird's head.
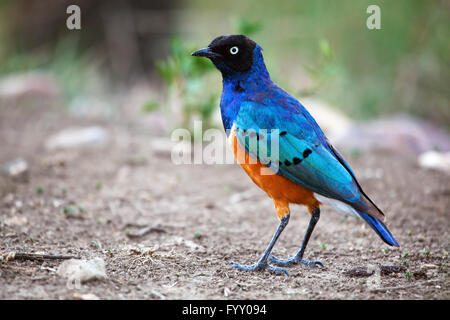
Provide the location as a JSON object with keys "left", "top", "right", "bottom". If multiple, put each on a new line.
{"left": 192, "top": 35, "right": 265, "bottom": 78}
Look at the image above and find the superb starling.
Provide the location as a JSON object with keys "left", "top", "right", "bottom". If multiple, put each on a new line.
{"left": 192, "top": 35, "right": 399, "bottom": 275}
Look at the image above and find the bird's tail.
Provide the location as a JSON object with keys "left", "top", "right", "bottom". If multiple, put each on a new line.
{"left": 358, "top": 210, "right": 400, "bottom": 247}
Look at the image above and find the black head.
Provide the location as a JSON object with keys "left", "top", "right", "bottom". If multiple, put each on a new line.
{"left": 191, "top": 35, "right": 257, "bottom": 73}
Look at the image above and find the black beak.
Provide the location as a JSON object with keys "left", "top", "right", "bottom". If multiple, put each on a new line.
{"left": 191, "top": 47, "right": 218, "bottom": 59}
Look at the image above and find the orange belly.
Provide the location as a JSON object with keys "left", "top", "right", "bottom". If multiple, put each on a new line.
{"left": 229, "top": 126, "right": 320, "bottom": 219}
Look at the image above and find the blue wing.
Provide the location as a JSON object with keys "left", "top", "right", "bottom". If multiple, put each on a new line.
{"left": 233, "top": 88, "right": 384, "bottom": 220}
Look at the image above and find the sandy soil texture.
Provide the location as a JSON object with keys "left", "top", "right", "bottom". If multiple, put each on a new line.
{"left": 0, "top": 104, "right": 449, "bottom": 299}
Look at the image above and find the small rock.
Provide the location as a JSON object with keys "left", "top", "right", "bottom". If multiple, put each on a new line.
{"left": 45, "top": 127, "right": 109, "bottom": 150}
{"left": 73, "top": 293, "right": 100, "bottom": 300}
{"left": 418, "top": 151, "right": 450, "bottom": 173}
{"left": 4, "top": 216, "right": 28, "bottom": 226}
{"left": 3, "top": 193, "right": 14, "bottom": 205}
{"left": 126, "top": 225, "right": 166, "bottom": 238}
{"left": 57, "top": 258, "right": 107, "bottom": 284}
{"left": 125, "top": 245, "right": 159, "bottom": 256}
{"left": 52, "top": 200, "right": 62, "bottom": 208}
{"left": 180, "top": 238, "right": 206, "bottom": 252}
{"left": 2, "top": 158, "right": 29, "bottom": 182}
{"left": 334, "top": 115, "right": 450, "bottom": 156}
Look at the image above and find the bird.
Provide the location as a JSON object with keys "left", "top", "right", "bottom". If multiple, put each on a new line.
{"left": 191, "top": 35, "right": 399, "bottom": 275}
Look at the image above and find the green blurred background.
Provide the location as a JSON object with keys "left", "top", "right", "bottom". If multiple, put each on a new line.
{"left": 0, "top": 0, "right": 448, "bottom": 128}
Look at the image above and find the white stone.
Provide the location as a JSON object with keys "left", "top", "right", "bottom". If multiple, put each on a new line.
{"left": 45, "top": 127, "right": 109, "bottom": 150}
{"left": 418, "top": 151, "right": 450, "bottom": 173}
{"left": 57, "top": 258, "right": 107, "bottom": 283}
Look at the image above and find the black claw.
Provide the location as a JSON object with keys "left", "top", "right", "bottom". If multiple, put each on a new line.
{"left": 302, "top": 260, "right": 324, "bottom": 268}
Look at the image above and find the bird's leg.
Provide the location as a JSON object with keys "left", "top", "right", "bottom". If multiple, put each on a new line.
{"left": 230, "top": 214, "right": 290, "bottom": 275}
{"left": 269, "top": 208, "right": 324, "bottom": 268}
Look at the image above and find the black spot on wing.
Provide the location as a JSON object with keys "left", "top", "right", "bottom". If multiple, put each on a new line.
{"left": 284, "top": 159, "right": 292, "bottom": 166}
{"left": 303, "top": 148, "right": 312, "bottom": 158}
{"left": 293, "top": 157, "right": 302, "bottom": 165}
{"left": 280, "top": 131, "right": 287, "bottom": 136}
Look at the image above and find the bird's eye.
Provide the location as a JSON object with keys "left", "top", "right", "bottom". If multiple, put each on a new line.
{"left": 230, "top": 46, "right": 239, "bottom": 55}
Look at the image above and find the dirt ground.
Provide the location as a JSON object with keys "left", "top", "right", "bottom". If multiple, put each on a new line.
{"left": 0, "top": 102, "right": 449, "bottom": 300}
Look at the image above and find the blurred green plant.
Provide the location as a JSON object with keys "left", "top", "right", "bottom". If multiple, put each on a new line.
{"left": 232, "top": 17, "right": 263, "bottom": 36}
{"left": 154, "top": 36, "right": 217, "bottom": 131}
{"left": 298, "top": 38, "right": 339, "bottom": 97}
{"left": 47, "top": 38, "right": 101, "bottom": 102}
{"left": 141, "top": 101, "right": 160, "bottom": 113}
{"left": 152, "top": 17, "right": 264, "bottom": 132}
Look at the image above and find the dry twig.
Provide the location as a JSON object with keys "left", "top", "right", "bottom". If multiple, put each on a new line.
{"left": 3, "top": 252, "right": 80, "bottom": 262}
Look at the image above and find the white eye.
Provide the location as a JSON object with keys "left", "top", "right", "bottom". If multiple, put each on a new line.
{"left": 230, "top": 46, "right": 239, "bottom": 55}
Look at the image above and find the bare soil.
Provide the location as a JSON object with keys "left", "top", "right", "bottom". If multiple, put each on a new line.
{"left": 0, "top": 103, "right": 449, "bottom": 300}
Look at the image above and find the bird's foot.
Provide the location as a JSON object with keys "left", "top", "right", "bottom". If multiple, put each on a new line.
{"left": 268, "top": 254, "right": 324, "bottom": 268}
{"left": 230, "top": 260, "right": 289, "bottom": 276}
